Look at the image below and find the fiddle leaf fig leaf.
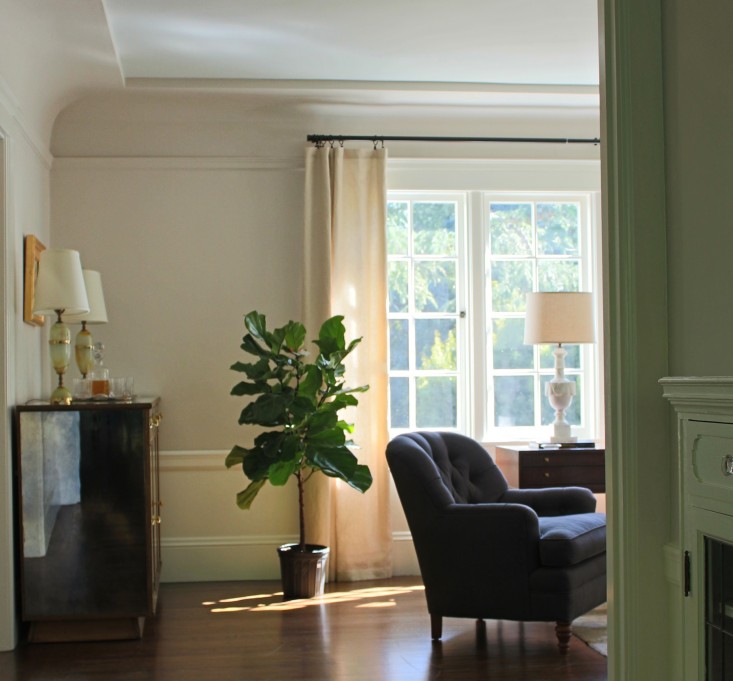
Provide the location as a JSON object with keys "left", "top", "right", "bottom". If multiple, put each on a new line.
{"left": 308, "top": 426, "right": 345, "bottom": 448}
{"left": 225, "top": 445, "right": 248, "bottom": 468}
{"left": 241, "top": 334, "right": 268, "bottom": 358}
{"left": 231, "top": 381, "right": 267, "bottom": 396}
{"left": 297, "top": 364, "right": 321, "bottom": 402}
{"left": 236, "top": 479, "right": 267, "bottom": 509}
{"left": 308, "top": 445, "right": 357, "bottom": 480}
{"left": 314, "top": 315, "right": 346, "bottom": 356}
{"left": 269, "top": 459, "right": 298, "bottom": 486}
{"left": 284, "top": 321, "right": 306, "bottom": 352}
{"left": 239, "top": 393, "right": 290, "bottom": 426}
{"left": 348, "top": 464, "right": 373, "bottom": 493}
{"left": 242, "top": 446, "right": 271, "bottom": 481}
{"left": 244, "top": 311, "right": 269, "bottom": 345}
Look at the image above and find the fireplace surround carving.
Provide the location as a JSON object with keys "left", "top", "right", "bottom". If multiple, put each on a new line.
{"left": 661, "top": 377, "right": 733, "bottom": 680}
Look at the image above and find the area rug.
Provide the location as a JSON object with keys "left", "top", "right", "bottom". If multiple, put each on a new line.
{"left": 572, "top": 603, "right": 607, "bottom": 656}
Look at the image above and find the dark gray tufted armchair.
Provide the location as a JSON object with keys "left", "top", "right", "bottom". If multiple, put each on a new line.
{"left": 386, "top": 431, "right": 606, "bottom": 652}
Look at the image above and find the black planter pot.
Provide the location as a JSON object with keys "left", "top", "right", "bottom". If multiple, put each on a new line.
{"left": 277, "top": 544, "right": 330, "bottom": 600}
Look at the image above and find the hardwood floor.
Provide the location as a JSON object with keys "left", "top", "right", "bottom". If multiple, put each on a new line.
{"left": 0, "top": 577, "right": 607, "bottom": 681}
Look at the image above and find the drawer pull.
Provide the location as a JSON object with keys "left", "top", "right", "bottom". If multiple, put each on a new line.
{"left": 544, "top": 472, "right": 550, "bottom": 479}
{"left": 723, "top": 455, "right": 733, "bottom": 476}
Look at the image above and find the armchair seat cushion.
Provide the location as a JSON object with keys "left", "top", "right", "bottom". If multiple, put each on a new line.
{"left": 538, "top": 512, "right": 606, "bottom": 567}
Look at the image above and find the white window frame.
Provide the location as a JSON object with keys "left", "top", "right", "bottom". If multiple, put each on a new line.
{"left": 477, "top": 191, "right": 600, "bottom": 442}
{"left": 387, "top": 158, "right": 604, "bottom": 444}
{"left": 386, "top": 192, "right": 470, "bottom": 436}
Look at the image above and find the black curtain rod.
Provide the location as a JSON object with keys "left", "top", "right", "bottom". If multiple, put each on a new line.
{"left": 307, "top": 134, "right": 601, "bottom": 146}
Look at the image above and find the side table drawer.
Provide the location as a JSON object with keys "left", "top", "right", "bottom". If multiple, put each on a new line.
{"left": 521, "top": 465, "right": 605, "bottom": 491}
{"left": 517, "top": 448, "right": 605, "bottom": 492}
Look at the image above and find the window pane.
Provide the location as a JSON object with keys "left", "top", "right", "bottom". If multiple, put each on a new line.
{"left": 415, "top": 319, "right": 457, "bottom": 370}
{"left": 541, "top": 375, "right": 582, "bottom": 425}
{"left": 537, "top": 203, "right": 579, "bottom": 256}
{"left": 389, "top": 319, "right": 409, "bottom": 371}
{"left": 414, "top": 261, "right": 456, "bottom": 313}
{"left": 416, "top": 377, "right": 456, "bottom": 428}
{"left": 413, "top": 202, "right": 456, "bottom": 255}
{"left": 494, "top": 375, "right": 534, "bottom": 426}
{"left": 491, "top": 260, "right": 532, "bottom": 312}
{"left": 488, "top": 203, "right": 533, "bottom": 256}
{"left": 538, "top": 259, "right": 580, "bottom": 292}
{"left": 539, "top": 343, "right": 581, "bottom": 370}
{"left": 389, "top": 377, "right": 409, "bottom": 428}
{"left": 387, "top": 201, "right": 409, "bottom": 255}
{"left": 492, "top": 318, "right": 532, "bottom": 370}
{"left": 388, "top": 261, "right": 409, "bottom": 312}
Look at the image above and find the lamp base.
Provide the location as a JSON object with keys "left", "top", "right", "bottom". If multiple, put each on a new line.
{"left": 550, "top": 434, "right": 578, "bottom": 444}
{"left": 50, "top": 385, "right": 72, "bottom": 405}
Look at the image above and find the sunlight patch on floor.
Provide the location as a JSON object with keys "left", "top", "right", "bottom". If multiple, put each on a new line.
{"left": 205, "top": 584, "right": 424, "bottom": 614}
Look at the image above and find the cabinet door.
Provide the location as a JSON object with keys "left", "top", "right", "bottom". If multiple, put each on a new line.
{"left": 684, "top": 506, "right": 733, "bottom": 680}
{"left": 17, "top": 407, "right": 151, "bottom": 621}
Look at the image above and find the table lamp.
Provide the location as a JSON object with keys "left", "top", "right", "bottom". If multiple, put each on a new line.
{"left": 32, "top": 249, "right": 89, "bottom": 404}
{"left": 64, "top": 270, "right": 108, "bottom": 378}
{"left": 524, "top": 292, "right": 594, "bottom": 443}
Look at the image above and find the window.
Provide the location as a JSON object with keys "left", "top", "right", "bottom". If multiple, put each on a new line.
{"left": 387, "top": 182, "right": 601, "bottom": 443}
{"left": 486, "top": 195, "right": 596, "bottom": 441}
{"left": 387, "top": 194, "right": 468, "bottom": 431}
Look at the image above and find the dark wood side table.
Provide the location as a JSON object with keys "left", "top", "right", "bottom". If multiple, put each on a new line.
{"left": 495, "top": 444, "right": 606, "bottom": 493}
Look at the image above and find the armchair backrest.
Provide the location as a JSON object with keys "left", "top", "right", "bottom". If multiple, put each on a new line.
{"left": 386, "top": 431, "right": 509, "bottom": 513}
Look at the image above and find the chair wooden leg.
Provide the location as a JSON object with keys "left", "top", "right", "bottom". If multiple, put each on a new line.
{"left": 555, "top": 621, "right": 572, "bottom": 654}
{"left": 431, "top": 614, "right": 443, "bottom": 640}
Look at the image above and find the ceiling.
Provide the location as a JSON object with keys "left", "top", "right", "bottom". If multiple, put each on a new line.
{"left": 0, "top": 0, "right": 600, "bottom": 149}
{"left": 103, "top": 0, "right": 599, "bottom": 88}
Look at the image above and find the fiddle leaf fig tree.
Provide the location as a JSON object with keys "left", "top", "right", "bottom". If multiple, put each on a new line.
{"left": 225, "top": 310, "right": 372, "bottom": 549}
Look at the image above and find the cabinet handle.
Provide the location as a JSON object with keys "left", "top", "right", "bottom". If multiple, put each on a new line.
{"left": 544, "top": 457, "right": 550, "bottom": 463}
{"left": 544, "top": 472, "right": 551, "bottom": 479}
{"left": 723, "top": 455, "right": 733, "bottom": 476}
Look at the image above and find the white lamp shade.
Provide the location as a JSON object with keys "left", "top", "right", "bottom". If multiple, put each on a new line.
{"left": 524, "top": 292, "right": 595, "bottom": 344}
{"left": 64, "top": 270, "right": 108, "bottom": 324}
{"left": 32, "top": 249, "right": 90, "bottom": 316}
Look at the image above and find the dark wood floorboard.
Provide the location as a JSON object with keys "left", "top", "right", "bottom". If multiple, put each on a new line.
{"left": 0, "top": 577, "right": 607, "bottom": 681}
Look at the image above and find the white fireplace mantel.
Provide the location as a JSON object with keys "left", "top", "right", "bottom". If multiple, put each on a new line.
{"left": 661, "top": 376, "right": 733, "bottom": 681}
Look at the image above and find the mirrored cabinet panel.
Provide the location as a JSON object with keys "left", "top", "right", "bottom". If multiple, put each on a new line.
{"left": 14, "top": 399, "right": 161, "bottom": 642}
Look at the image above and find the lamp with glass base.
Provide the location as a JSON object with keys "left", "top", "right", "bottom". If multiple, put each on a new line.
{"left": 523, "top": 292, "right": 595, "bottom": 444}
{"left": 64, "top": 270, "right": 108, "bottom": 378}
{"left": 32, "top": 249, "right": 89, "bottom": 404}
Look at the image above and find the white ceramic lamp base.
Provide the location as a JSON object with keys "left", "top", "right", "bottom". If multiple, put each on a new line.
{"left": 546, "top": 345, "right": 577, "bottom": 444}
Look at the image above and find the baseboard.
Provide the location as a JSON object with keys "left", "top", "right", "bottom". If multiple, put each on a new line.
{"left": 161, "top": 532, "right": 420, "bottom": 582}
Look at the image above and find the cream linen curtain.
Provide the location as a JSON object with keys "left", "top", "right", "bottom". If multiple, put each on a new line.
{"left": 302, "top": 145, "right": 392, "bottom": 581}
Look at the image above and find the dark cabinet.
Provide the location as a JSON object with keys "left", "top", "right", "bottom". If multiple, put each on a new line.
{"left": 14, "top": 398, "right": 161, "bottom": 642}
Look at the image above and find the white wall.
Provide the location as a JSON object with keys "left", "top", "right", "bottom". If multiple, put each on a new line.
{"left": 0, "top": 88, "right": 53, "bottom": 651}
{"left": 662, "top": 1, "right": 733, "bottom": 376}
{"left": 659, "top": 2, "right": 733, "bottom": 678}
{"left": 51, "top": 90, "right": 600, "bottom": 582}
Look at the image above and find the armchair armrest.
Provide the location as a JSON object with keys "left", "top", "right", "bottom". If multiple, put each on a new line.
{"left": 500, "top": 486, "right": 596, "bottom": 516}
{"left": 414, "top": 503, "right": 542, "bottom": 619}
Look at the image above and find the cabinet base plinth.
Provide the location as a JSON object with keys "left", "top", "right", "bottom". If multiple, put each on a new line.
{"left": 28, "top": 616, "right": 145, "bottom": 642}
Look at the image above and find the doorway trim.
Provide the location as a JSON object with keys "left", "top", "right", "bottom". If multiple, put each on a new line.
{"left": 0, "top": 128, "right": 17, "bottom": 650}
{"left": 599, "top": 0, "right": 672, "bottom": 679}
